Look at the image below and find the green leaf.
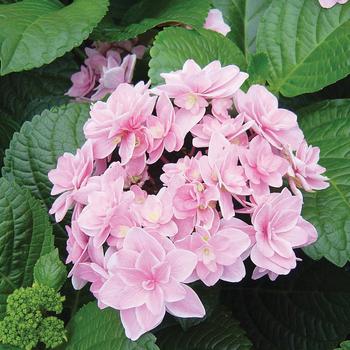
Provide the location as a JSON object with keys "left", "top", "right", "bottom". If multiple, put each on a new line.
{"left": 156, "top": 310, "right": 252, "bottom": 350}
{"left": 0, "top": 0, "right": 109, "bottom": 75}
{"left": 59, "top": 302, "right": 159, "bottom": 350}
{"left": 2, "top": 103, "right": 89, "bottom": 210}
{"left": 92, "top": 0, "right": 211, "bottom": 42}
{"left": 0, "top": 178, "right": 54, "bottom": 319}
{"left": 336, "top": 341, "right": 350, "bottom": 350}
{"left": 0, "top": 53, "right": 77, "bottom": 122}
{"left": 34, "top": 249, "right": 67, "bottom": 291}
{"left": 149, "top": 27, "right": 247, "bottom": 86}
{"left": 256, "top": 0, "right": 350, "bottom": 97}
{"left": 212, "top": 0, "right": 272, "bottom": 55}
{"left": 297, "top": 99, "right": 350, "bottom": 267}
{"left": 246, "top": 52, "right": 269, "bottom": 86}
{"left": 0, "top": 116, "right": 19, "bottom": 167}
{"left": 227, "top": 258, "right": 350, "bottom": 350}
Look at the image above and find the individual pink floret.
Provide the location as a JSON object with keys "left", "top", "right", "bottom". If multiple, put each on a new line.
{"left": 203, "top": 9, "right": 231, "bottom": 36}
{"left": 176, "top": 222, "right": 250, "bottom": 286}
{"left": 147, "top": 93, "right": 183, "bottom": 164}
{"left": 191, "top": 114, "right": 252, "bottom": 148}
{"left": 250, "top": 188, "right": 317, "bottom": 279}
{"left": 84, "top": 82, "right": 156, "bottom": 162}
{"left": 66, "top": 65, "right": 96, "bottom": 99}
{"left": 48, "top": 141, "right": 94, "bottom": 222}
{"left": 319, "top": 0, "right": 348, "bottom": 8}
{"left": 78, "top": 176, "right": 134, "bottom": 247}
{"left": 286, "top": 141, "right": 329, "bottom": 196}
{"left": 91, "top": 54, "right": 136, "bottom": 101}
{"left": 99, "top": 228, "right": 205, "bottom": 340}
{"left": 234, "top": 85, "right": 304, "bottom": 150}
{"left": 240, "top": 136, "right": 289, "bottom": 198}
{"left": 155, "top": 59, "right": 248, "bottom": 115}
{"left": 139, "top": 188, "right": 178, "bottom": 237}
{"left": 199, "top": 133, "right": 251, "bottom": 219}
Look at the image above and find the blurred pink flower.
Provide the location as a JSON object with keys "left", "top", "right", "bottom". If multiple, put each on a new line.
{"left": 204, "top": 9, "right": 231, "bottom": 36}
{"left": 66, "top": 65, "right": 96, "bottom": 98}
{"left": 319, "top": 0, "right": 348, "bottom": 7}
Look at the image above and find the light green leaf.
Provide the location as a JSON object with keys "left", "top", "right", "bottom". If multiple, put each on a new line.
{"left": 229, "top": 259, "right": 350, "bottom": 350}
{"left": 298, "top": 99, "right": 350, "bottom": 267}
{"left": 59, "top": 302, "right": 159, "bottom": 350}
{"left": 335, "top": 341, "right": 350, "bottom": 350}
{"left": 2, "top": 103, "right": 89, "bottom": 210}
{"left": 0, "top": 178, "right": 54, "bottom": 319}
{"left": 256, "top": 0, "right": 350, "bottom": 97}
{"left": 34, "top": 249, "right": 67, "bottom": 291}
{"left": 246, "top": 52, "right": 269, "bottom": 85}
{"left": 0, "top": 53, "right": 77, "bottom": 122}
{"left": 157, "top": 310, "right": 252, "bottom": 350}
{"left": 149, "top": 27, "right": 247, "bottom": 86}
{"left": 0, "top": 0, "right": 109, "bottom": 75}
{"left": 92, "top": 0, "right": 211, "bottom": 42}
{"left": 212, "top": 0, "right": 272, "bottom": 55}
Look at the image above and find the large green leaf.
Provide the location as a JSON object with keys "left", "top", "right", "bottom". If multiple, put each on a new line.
{"left": 212, "top": 0, "right": 272, "bottom": 55}
{"left": 149, "top": 27, "right": 247, "bottom": 86}
{"left": 2, "top": 103, "right": 89, "bottom": 209}
{"left": 0, "top": 53, "right": 77, "bottom": 122}
{"left": 92, "top": 0, "right": 211, "bottom": 42}
{"left": 0, "top": 0, "right": 108, "bottom": 75}
{"left": 256, "top": 0, "right": 350, "bottom": 97}
{"left": 227, "top": 258, "right": 350, "bottom": 350}
{"left": 0, "top": 178, "right": 54, "bottom": 319}
{"left": 59, "top": 302, "right": 159, "bottom": 350}
{"left": 156, "top": 310, "right": 252, "bottom": 350}
{"left": 298, "top": 99, "right": 350, "bottom": 267}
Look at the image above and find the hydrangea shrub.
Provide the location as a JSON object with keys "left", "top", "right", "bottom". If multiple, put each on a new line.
{"left": 0, "top": 0, "right": 349, "bottom": 349}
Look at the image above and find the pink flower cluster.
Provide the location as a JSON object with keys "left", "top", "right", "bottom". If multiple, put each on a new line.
{"left": 49, "top": 59, "right": 329, "bottom": 340}
{"left": 67, "top": 40, "right": 145, "bottom": 101}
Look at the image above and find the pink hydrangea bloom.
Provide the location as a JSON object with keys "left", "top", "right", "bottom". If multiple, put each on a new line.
{"left": 204, "top": 9, "right": 231, "bottom": 36}
{"left": 240, "top": 136, "right": 289, "bottom": 198}
{"left": 250, "top": 188, "right": 317, "bottom": 279}
{"left": 319, "top": 0, "right": 348, "bottom": 7}
{"left": 99, "top": 228, "right": 205, "bottom": 340}
{"left": 67, "top": 65, "right": 96, "bottom": 99}
{"left": 48, "top": 141, "right": 94, "bottom": 222}
{"left": 234, "top": 85, "right": 304, "bottom": 150}
{"left": 84, "top": 82, "right": 156, "bottom": 162}
{"left": 84, "top": 47, "right": 108, "bottom": 76}
{"left": 176, "top": 222, "right": 250, "bottom": 286}
{"left": 155, "top": 60, "right": 248, "bottom": 115}
{"left": 286, "top": 141, "right": 329, "bottom": 196}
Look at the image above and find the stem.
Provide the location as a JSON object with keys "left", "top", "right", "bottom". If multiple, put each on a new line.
{"left": 160, "top": 155, "right": 169, "bottom": 164}
{"left": 189, "top": 146, "right": 196, "bottom": 157}
{"left": 70, "top": 289, "right": 81, "bottom": 318}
